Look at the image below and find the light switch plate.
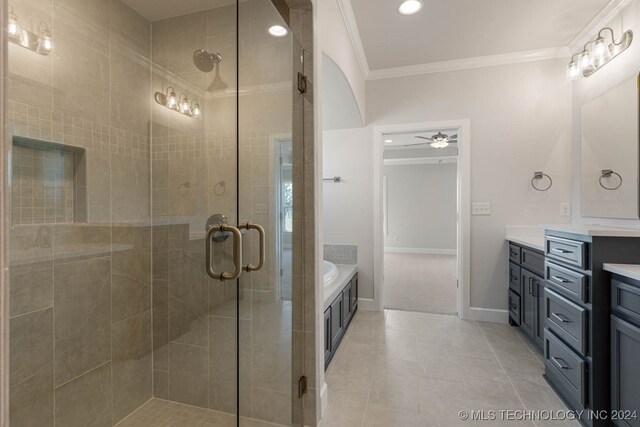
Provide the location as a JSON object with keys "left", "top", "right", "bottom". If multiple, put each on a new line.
{"left": 560, "top": 203, "right": 571, "bottom": 217}
{"left": 472, "top": 202, "right": 492, "bottom": 215}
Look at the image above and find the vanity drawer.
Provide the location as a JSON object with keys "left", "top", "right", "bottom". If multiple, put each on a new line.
{"left": 521, "top": 248, "right": 544, "bottom": 276}
{"left": 509, "top": 262, "right": 521, "bottom": 294}
{"left": 544, "top": 288, "right": 588, "bottom": 356}
{"left": 544, "top": 329, "right": 587, "bottom": 408}
{"left": 545, "top": 236, "right": 588, "bottom": 270}
{"left": 508, "top": 290, "right": 521, "bottom": 325}
{"left": 545, "top": 261, "right": 589, "bottom": 303}
{"left": 509, "top": 244, "right": 521, "bottom": 263}
{"left": 612, "top": 278, "right": 640, "bottom": 326}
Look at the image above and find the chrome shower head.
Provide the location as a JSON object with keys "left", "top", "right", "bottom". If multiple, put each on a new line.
{"left": 193, "top": 49, "right": 222, "bottom": 73}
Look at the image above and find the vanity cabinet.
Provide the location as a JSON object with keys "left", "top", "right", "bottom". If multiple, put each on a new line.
{"left": 541, "top": 230, "right": 640, "bottom": 427}
{"left": 508, "top": 242, "right": 545, "bottom": 351}
{"left": 324, "top": 273, "right": 358, "bottom": 369}
{"left": 610, "top": 273, "right": 640, "bottom": 427}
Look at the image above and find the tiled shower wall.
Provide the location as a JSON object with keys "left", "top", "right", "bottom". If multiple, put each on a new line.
{"left": 6, "top": 1, "right": 315, "bottom": 427}
{"left": 7, "top": 0, "right": 153, "bottom": 425}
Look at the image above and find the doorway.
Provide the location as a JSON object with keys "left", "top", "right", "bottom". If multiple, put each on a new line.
{"left": 373, "top": 120, "right": 471, "bottom": 318}
{"left": 382, "top": 134, "right": 458, "bottom": 314}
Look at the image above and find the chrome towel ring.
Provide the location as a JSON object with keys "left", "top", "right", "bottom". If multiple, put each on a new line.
{"left": 599, "top": 169, "right": 623, "bottom": 191}
{"left": 531, "top": 171, "right": 552, "bottom": 192}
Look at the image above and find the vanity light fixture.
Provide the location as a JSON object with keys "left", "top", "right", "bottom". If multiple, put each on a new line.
{"left": 154, "top": 87, "right": 202, "bottom": 119}
{"left": 567, "top": 27, "right": 633, "bottom": 80}
{"left": 7, "top": 7, "right": 53, "bottom": 56}
{"left": 268, "top": 25, "right": 288, "bottom": 37}
{"left": 398, "top": 0, "right": 422, "bottom": 15}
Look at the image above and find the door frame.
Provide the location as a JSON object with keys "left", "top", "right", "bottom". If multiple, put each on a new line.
{"left": 372, "top": 119, "right": 471, "bottom": 318}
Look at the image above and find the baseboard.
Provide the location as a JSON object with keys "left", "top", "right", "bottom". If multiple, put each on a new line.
{"left": 357, "top": 298, "right": 378, "bottom": 311}
{"left": 467, "top": 307, "right": 509, "bottom": 323}
{"left": 384, "top": 247, "right": 457, "bottom": 255}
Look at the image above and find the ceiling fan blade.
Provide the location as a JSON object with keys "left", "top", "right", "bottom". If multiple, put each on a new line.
{"left": 414, "top": 136, "right": 432, "bottom": 140}
{"left": 449, "top": 134, "right": 458, "bottom": 139}
{"left": 403, "top": 142, "right": 429, "bottom": 147}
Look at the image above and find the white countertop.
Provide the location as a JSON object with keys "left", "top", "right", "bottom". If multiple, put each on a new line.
{"left": 507, "top": 236, "right": 544, "bottom": 252}
{"left": 323, "top": 264, "right": 358, "bottom": 309}
{"left": 505, "top": 226, "right": 545, "bottom": 251}
{"left": 604, "top": 263, "right": 640, "bottom": 281}
{"left": 542, "top": 224, "right": 640, "bottom": 238}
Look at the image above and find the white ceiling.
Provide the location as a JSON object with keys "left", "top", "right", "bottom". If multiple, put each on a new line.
{"left": 349, "top": 0, "right": 611, "bottom": 70}
{"left": 123, "top": 0, "right": 238, "bottom": 21}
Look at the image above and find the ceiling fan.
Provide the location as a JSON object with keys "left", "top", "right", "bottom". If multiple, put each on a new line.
{"left": 404, "top": 132, "right": 458, "bottom": 149}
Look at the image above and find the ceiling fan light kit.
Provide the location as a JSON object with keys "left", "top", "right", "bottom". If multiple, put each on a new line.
{"left": 409, "top": 132, "right": 458, "bottom": 149}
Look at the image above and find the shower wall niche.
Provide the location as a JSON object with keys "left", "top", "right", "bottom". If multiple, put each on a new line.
{"left": 11, "top": 137, "right": 87, "bottom": 225}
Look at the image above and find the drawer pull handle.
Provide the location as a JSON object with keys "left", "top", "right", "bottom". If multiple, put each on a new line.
{"left": 551, "top": 248, "right": 573, "bottom": 255}
{"left": 551, "top": 312, "right": 571, "bottom": 323}
{"left": 551, "top": 275, "right": 570, "bottom": 283}
{"left": 551, "top": 356, "right": 569, "bottom": 370}
{"left": 510, "top": 304, "right": 518, "bottom": 311}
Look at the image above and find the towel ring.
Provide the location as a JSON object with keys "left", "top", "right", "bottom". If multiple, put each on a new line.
{"left": 531, "top": 172, "right": 552, "bottom": 192}
{"left": 599, "top": 169, "right": 622, "bottom": 191}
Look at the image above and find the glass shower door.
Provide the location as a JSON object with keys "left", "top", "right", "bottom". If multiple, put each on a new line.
{"left": 5, "top": 0, "right": 303, "bottom": 425}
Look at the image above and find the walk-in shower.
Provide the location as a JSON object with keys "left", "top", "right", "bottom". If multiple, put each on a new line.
{"left": 1, "top": 0, "right": 315, "bottom": 426}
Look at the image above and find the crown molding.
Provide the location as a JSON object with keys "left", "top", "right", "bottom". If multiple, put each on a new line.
{"left": 335, "top": 0, "right": 371, "bottom": 80}
{"left": 367, "top": 46, "right": 570, "bottom": 81}
{"left": 568, "top": 0, "right": 632, "bottom": 53}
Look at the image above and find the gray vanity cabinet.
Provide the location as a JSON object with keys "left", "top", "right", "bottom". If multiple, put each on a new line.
{"left": 324, "top": 308, "right": 332, "bottom": 366}
{"left": 521, "top": 269, "right": 537, "bottom": 337}
{"left": 611, "top": 316, "right": 640, "bottom": 427}
{"left": 330, "top": 294, "right": 344, "bottom": 352}
{"left": 611, "top": 273, "right": 640, "bottom": 427}
{"left": 508, "top": 242, "right": 545, "bottom": 351}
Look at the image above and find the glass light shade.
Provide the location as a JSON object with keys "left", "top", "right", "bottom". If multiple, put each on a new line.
{"left": 180, "top": 97, "right": 190, "bottom": 114}
{"left": 592, "top": 36, "right": 607, "bottom": 60}
{"left": 399, "top": 0, "right": 422, "bottom": 15}
{"left": 566, "top": 61, "right": 580, "bottom": 80}
{"left": 579, "top": 50, "right": 592, "bottom": 69}
{"left": 430, "top": 140, "right": 449, "bottom": 149}
{"left": 8, "top": 15, "right": 18, "bottom": 36}
{"left": 166, "top": 91, "right": 177, "bottom": 108}
{"left": 193, "top": 104, "right": 201, "bottom": 118}
{"left": 38, "top": 32, "right": 52, "bottom": 53}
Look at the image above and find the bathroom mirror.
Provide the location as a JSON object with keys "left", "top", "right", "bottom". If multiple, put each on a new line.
{"left": 581, "top": 73, "right": 639, "bottom": 219}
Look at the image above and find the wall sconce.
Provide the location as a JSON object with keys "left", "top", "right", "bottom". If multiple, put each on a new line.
{"left": 567, "top": 27, "right": 633, "bottom": 80}
{"left": 7, "top": 6, "right": 53, "bottom": 56}
{"left": 154, "top": 87, "right": 201, "bottom": 119}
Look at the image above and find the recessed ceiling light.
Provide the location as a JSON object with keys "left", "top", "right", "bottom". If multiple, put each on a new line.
{"left": 384, "top": 139, "right": 393, "bottom": 143}
{"left": 398, "top": 0, "right": 422, "bottom": 15}
{"left": 268, "top": 25, "right": 288, "bottom": 37}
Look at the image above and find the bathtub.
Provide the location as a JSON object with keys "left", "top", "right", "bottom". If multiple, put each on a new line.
{"left": 323, "top": 260, "right": 339, "bottom": 288}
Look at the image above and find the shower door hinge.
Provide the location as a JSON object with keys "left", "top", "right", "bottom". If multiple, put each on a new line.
{"left": 297, "top": 72, "right": 307, "bottom": 94}
{"left": 298, "top": 375, "right": 307, "bottom": 398}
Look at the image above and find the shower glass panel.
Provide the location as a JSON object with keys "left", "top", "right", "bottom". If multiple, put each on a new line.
{"left": 5, "top": 0, "right": 303, "bottom": 425}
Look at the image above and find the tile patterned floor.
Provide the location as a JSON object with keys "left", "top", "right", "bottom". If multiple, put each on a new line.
{"left": 383, "top": 253, "right": 457, "bottom": 314}
{"left": 115, "top": 398, "right": 287, "bottom": 427}
{"left": 320, "top": 310, "right": 581, "bottom": 427}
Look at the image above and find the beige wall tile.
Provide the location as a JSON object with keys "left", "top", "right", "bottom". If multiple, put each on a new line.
{"left": 168, "top": 342, "right": 208, "bottom": 408}
{"left": 111, "top": 311, "right": 152, "bottom": 423}
{"left": 54, "top": 362, "right": 112, "bottom": 427}
{"left": 54, "top": 256, "right": 111, "bottom": 386}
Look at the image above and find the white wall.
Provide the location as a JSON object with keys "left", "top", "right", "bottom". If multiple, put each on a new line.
{"left": 318, "top": 0, "right": 365, "bottom": 122}
{"left": 323, "top": 127, "right": 374, "bottom": 298}
{"left": 367, "top": 59, "right": 573, "bottom": 310}
{"left": 322, "top": 55, "right": 363, "bottom": 130}
{"left": 384, "top": 163, "right": 457, "bottom": 251}
{"left": 572, "top": 0, "right": 640, "bottom": 227}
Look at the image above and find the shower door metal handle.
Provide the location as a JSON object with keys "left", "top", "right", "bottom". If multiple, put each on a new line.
{"left": 205, "top": 224, "right": 242, "bottom": 281}
{"left": 239, "top": 222, "right": 265, "bottom": 272}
